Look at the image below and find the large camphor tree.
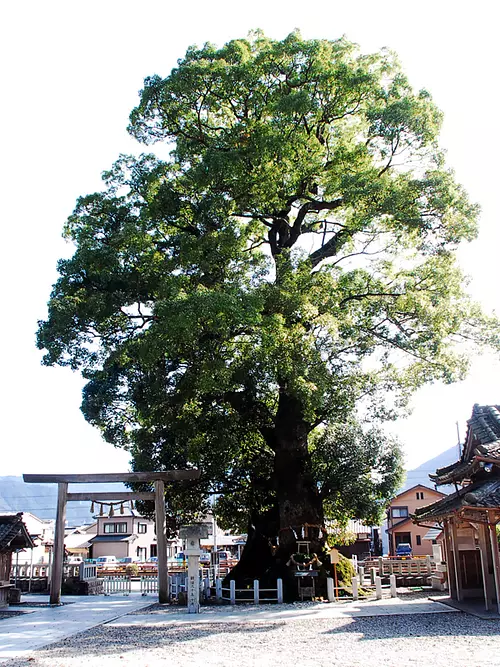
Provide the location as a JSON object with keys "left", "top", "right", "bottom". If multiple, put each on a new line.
{"left": 38, "top": 32, "right": 497, "bottom": 585}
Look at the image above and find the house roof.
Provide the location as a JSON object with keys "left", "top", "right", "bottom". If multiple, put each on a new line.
{"left": 432, "top": 405, "right": 500, "bottom": 485}
{"left": 423, "top": 527, "right": 442, "bottom": 541}
{"left": 88, "top": 534, "right": 137, "bottom": 543}
{"left": 386, "top": 517, "right": 413, "bottom": 533}
{"left": 0, "top": 513, "right": 35, "bottom": 552}
{"left": 64, "top": 533, "right": 95, "bottom": 549}
{"left": 390, "top": 484, "right": 444, "bottom": 502}
{"left": 413, "top": 478, "right": 500, "bottom": 522}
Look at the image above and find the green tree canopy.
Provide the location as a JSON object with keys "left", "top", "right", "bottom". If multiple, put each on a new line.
{"left": 37, "top": 32, "right": 498, "bottom": 570}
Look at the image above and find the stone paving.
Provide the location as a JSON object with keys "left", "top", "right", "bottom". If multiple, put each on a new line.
{"left": 0, "top": 594, "right": 154, "bottom": 663}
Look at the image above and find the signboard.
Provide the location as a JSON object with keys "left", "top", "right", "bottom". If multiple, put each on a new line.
{"left": 329, "top": 547, "right": 340, "bottom": 564}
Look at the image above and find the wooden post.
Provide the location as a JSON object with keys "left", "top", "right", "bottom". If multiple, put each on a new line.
{"left": 155, "top": 480, "right": 169, "bottom": 603}
{"left": 254, "top": 579, "right": 259, "bottom": 604}
{"left": 478, "top": 522, "right": 494, "bottom": 612}
{"left": 327, "top": 577, "right": 335, "bottom": 602}
{"left": 352, "top": 576, "right": 359, "bottom": 601}
{"left": 390, "top": 574, "right": 397, "bottom": 598}
{"left": 50, "top": 482, "right": 67, "bottom": 605}
{"left": 203, "top": 576, "right": 210, "bottom": 600}
{"left": 230, "top": 579, "right": 236, "bottom": 605}
{"left": 487, "top": 516, "right": 500, "bottom": 615}
{"left": 449, "top": 518, "right": 462, "bottom": 602}
{"left": 216, "top": 578, "right": 222, "bottom": 601}
{"left": 277, "top": 578, "right": 283, "bottom": 604}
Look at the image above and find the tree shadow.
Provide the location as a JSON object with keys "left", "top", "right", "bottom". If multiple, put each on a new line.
{"left": 322, "top": 611, "right": 500, "bottom": 641}
{"left": 29, "top": 620, "right": 282, "bottom": 661}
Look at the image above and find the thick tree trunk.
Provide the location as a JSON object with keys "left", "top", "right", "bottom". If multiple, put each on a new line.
{"left": 273, "top": 391, "right": 324, "bottom": 556}
{"left": 225, "top": 391, "right": 326, "bottom": 599}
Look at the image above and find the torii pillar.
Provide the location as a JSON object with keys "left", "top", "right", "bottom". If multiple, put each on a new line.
{"left": 23, "top": 470, "right": 200, "bottom": 605}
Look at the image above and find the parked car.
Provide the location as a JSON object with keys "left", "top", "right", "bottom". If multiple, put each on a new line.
{"left": 199, "top": 552, "right": 211, "bottom": 565}
{"left": 66, "top": 556, "right": 83, "bottom": 564}
{"left": 395, "top": 543, "right": 412, "bottom": 558}
{"left": 168, "top": 553, "right": 186, "bottom": 565}
{"left": 96, "top": 556, "right": 118, "bottom": 567}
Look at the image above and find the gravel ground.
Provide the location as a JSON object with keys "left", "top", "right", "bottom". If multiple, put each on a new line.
{"left": 4, "top": 603, "right": 500, "bottom": 667}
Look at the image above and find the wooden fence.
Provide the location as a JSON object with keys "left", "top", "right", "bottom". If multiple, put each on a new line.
{"left": 361, "top": 556, "right": 435, "bottom": 582}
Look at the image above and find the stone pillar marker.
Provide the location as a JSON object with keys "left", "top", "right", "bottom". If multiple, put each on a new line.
{"left": 179, "top": 524, "right": 209, "bottom": 613}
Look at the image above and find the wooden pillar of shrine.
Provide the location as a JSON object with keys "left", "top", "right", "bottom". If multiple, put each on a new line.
{"left": 487, "top": 512, "right": 500, "bottom": 615}
{"left": 443, "top": 520, "right": 456, "bottom": 599}
{"left": 477, "top": 521, "right": 495, "bottom": 611}
{"left": 449, "top": 517, "right": 462, "bottom": 602}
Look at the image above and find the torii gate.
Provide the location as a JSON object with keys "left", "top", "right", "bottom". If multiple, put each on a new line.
{"left": 23, "top": 470, "right": 200, "bottom": 605}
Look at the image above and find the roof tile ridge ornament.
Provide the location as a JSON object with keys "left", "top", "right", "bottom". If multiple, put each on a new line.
{"left": 476, "top": 412, "right": 498, "bottom": 444}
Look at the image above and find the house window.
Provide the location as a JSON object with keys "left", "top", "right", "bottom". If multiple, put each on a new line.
{"left": 138, "top": 523, "right": 147, "bottom": 534}
{"left": 416, "top": 535, "right": 422, "bottom": 546}
{"left": 416, "top": 492, "right": 425, "bottom": 500}
{"left": 103, "top": 522, "right": 127, "bottom": 534}
{"left": 150, "top": 544, "right": 157, "bottom": 558}
{"left": 392, "top": 507, "right": 409, "bottom": 518}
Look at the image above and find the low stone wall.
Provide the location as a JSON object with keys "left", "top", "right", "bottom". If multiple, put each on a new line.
{"left": 14, "top": 578, "right": 49, "bottom": 593}
{"left": 62, "top": 577, "right": 103, "bottom": 596}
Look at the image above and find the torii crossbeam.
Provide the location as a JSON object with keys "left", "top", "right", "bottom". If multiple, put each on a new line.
{"left": 23, "top": 470, "right": 200, "bottom": 605}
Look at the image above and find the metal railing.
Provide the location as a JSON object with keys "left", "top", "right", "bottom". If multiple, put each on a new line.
{"left": 218, "top": 578, "right": 283, "bottom": 604}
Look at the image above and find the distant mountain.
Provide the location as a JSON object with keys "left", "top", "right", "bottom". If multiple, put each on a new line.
{"left": 401, "top": 444, "right": 460, "bottom": 494}
{"left": 1, "top": 445, "right": 461, "bottom": 526}
{"left": 0, "top": 476, "right": 127, "bottom": 525}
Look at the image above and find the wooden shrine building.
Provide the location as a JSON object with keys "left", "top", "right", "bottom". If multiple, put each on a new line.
{"left": 0, "top": 513, "right": 35, "bottom": 607}
{"left": 414, "top": 404, "right": 500, "bottom": 613}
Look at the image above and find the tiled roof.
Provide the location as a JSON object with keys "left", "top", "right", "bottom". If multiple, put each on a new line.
{"left": 88, "top": 534, "right": 136, "bottom": 543}
{"left": 0, "top": 513, "right": 35, "bottom": 551}
{"left": 432, "top": 405, "right": 500, "bottom": 484}
{"left": 413, "top": 479, "right": 500, "bottom": 522}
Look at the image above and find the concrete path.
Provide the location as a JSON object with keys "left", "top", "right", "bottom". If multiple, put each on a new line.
{"left": 0, "top": 594, "right": 154, "bottom": 663}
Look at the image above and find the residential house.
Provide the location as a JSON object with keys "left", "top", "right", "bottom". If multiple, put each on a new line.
{"left": 64, "top": 524, "right": 97, "bottom": 560}
{"left": 88, "top": 510, "right": 158, "bottom": 561}
{"left": 387, "top": 484, "right": 445, "bottom": 556}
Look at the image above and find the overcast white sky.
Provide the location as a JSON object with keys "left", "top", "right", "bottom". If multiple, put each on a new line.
{"left": 1, "top": 0, "right": 498, "bottom": 476}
